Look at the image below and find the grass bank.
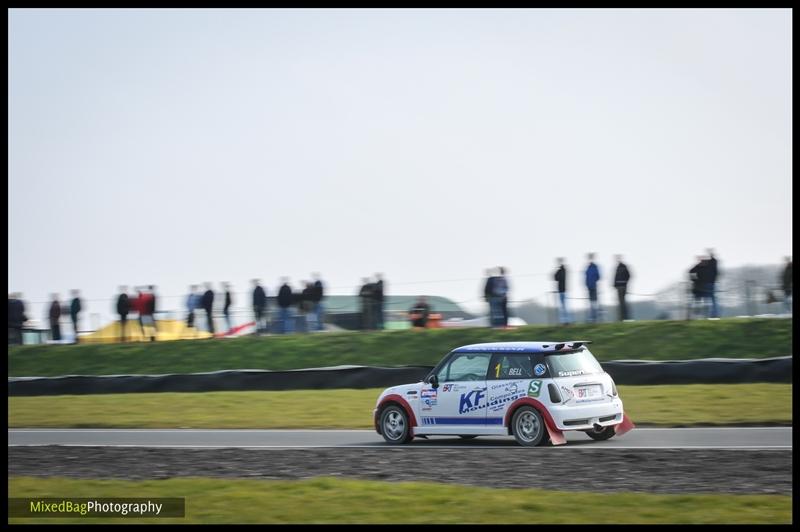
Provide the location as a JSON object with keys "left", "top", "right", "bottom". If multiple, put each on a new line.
{"left": 8, "top": 384, "right": 792, "bottom": 429}
{"left": 8, "top": 318, "right": 792, "bottom": 377}
{"left": 7, "top": 476, "right": 790, "bottom": 524}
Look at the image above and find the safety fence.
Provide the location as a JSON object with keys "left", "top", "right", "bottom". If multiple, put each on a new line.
{"left": 8, "top": 356, "right": 791, "bottom": 396}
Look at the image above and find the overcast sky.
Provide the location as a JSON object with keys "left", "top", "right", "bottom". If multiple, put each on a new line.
{"left": 8, "top": 8, "right": 792, "bottom": 325}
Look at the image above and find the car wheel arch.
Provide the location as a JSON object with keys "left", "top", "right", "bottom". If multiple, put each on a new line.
{"left": 376, "top": 394, "right": 418, "bottom": 431}
{"left": 504, "top": 397, "right": 556, "bottom": 435}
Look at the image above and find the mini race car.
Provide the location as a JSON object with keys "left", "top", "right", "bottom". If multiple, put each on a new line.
{"left": 374, "top": 341, "right": 634, "bottom": 446}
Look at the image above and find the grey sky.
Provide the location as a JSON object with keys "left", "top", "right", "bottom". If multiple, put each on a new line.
{"left": 8, "top": 8, "right": 792, "bottom": 324}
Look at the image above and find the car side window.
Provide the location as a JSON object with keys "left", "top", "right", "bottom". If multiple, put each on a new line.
{"left": 437, "top": 353, "right": 492, "bottom": 382}
{"left": 489, "top": 354, "right": 534, "bottom": 380}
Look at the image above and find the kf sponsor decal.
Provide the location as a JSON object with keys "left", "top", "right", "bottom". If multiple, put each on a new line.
{"left": 528, "top": 380, "right": 542, "bottom": 398}
{"left": 534, "top": 364, "right": 546, "bottom": 377}
{"left": 459, "top": 388, "right": 487, "bottom": 414}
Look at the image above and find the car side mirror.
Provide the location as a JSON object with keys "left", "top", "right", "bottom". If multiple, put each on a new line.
{"left": 427, "top": 374, "right": 439, "bottom": 389}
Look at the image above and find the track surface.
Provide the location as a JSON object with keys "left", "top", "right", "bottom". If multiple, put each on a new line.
{"left": 8, "top": 446, "right": 792, "bottom": 495}
{"left": 8, "top": 427, "right": 792, "bottom": 449}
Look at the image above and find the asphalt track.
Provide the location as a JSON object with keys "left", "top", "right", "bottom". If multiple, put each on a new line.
{"left": 8, "top": 427, "right": 792, "bottom": 449}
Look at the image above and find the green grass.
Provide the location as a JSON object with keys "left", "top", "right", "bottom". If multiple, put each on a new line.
{"left": 8, "top": 384, "right": 792, "bottom": 429}
{"left": 7, "top": 476, "right": 791, "bottom": 524}
{"left": 7, "top": 318, "right": 792, "bottom": 377}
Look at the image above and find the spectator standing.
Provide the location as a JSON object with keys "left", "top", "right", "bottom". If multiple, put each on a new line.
{"left": 585, "top": 253, "right": 601, "bottom": 323}
{"left": 495, "top": 267, "right": 510, "bottom": 328}
{"left": 613, "top": 255, "right": 631, "bottom": 321}
{"left": 186, "top": 285, "right": 200, "bottom": 329}
{"left": 297, "top": 281, "right": 314, "bottom": 333}
{"left": 70, "top": 289, "right": 82, "bottom": 343}
{"left": 359, "top": 278, "right": 375, "bottom": 330}
{"left": 116, "top": 286, "right": 130, "bottom": 342}
{"left": 311, "top": 273, "right": 325, "bottom": 331}
{"left": 8, "top": 293, "right": 27, "bottom": 345}
{"left": 223, "top": 283, "right": 233, "bottom": 334}
{"left": 139, "top": 288, "right": 156, "bottom": 341}
{"left": 252, "top": 279, "right": 268, "bottom": 334}
{"left": 688, "top": 256, "right": 707, "bottom": 319}
{"left": 148, "top": 285, "right": 159, "bottom": 333}
{"left": 374, "top": 274, "right": 385, "bottom": 330}
{"left": 201, "top": 283, "right": 215, "bottom": 335}
{"left": 131, "top": 289, "right": 144, "bottom": 337}
{"left": 705, "top": 249, "right": 720, "bottom": 318}
{"left": 554, "top": 258, "right": 571, "bottom": 325}
{"left": 49, "top": 294, "right": 62, "bottom": 341}
{"left": 408, "top": 296, "right": 431, "bottom": 328}
{"left": 483, "top": 269, "right": 497, "bottom": 326}
{"left": 277, "top": 278, "right": 294, "bottom": 334}
{"left": 782, "top": 256, "right": 792, "bottom": 314}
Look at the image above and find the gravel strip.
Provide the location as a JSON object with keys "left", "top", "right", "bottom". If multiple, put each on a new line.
{"left": 8, "top": 447, "right": 791, "bottom": 495}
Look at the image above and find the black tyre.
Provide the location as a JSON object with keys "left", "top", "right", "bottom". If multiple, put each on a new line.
{"left": 379, "top": 405, "right": 413, "bottom": 444}
{"left": 585, "top": 425, "right": 616, "bottom": 441}
{"left": 511, "top": 406, "right": 546, "bottom": 447}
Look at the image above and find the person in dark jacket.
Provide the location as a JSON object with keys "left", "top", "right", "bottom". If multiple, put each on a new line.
{"left": 781, "top": 256, "right": 792, "bottom": 314}
{"left": 116, "top": 286, "right": 130, "bottom": 343}
{"left": 359, "top": 278, "right": 375, "bottom": 330}
{"left": 705, "top": 249, "right": 719, "bottom": 318}
{"left": 483, "top": 269, "right": 497, "bottom": 327}
{"left": 223, "top": 282, "right": 233, "bottom": 334}
{"left": 585, "top": 253, "right": 601, "bottom": 323}
{"left": 311, "top": 273, "right": 325, "bottom": 331}
{"left": 69, "top": 289, "right": 82, "bottom": 343}
{"left": 408, "top": 296, "right": 431, "bottom": 328}
{"left": 252, "top": 279, "right": 267, "bottom": 334}
{"left": 688, "top": 256, "right": 707, "bottom": 319}
{"left": 296, "top": 281, "right": 313, "bottom": 333}
{"left": 613, "top": 255, "right": 631, "bottom": 321}
{"left": 49, "top": 293, "right": 62, "bottom": 341}
{"left": 277, "top": 278, "right": 294, "bottom": 334}
{"left": 373, "top": 274, "right": 385, "bottom": 330}
{"left": 554, "top": 258, "right": 571, "bottom": 325}
{"left": 201, "top": 283, "right": 215, "bottom": 335}
{"left": 8, "top": 293, "right": 27, "bottom": 345}
{"left": 496, "top": 266, "right": 510, "bottom": 328}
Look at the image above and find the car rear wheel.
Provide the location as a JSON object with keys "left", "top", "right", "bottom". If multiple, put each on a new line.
{"left": 379, "top": 405, "right": 413, "bottom": 444}
{"left": 585, "top": 425, "right": 616, "bottom": 441}
{"left": 511, "top": 406, "right": 546, "bottom": 447}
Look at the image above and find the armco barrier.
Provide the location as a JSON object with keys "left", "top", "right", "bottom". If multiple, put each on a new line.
{"left": 7, "top": 357, "right": 791, "bottom": 396}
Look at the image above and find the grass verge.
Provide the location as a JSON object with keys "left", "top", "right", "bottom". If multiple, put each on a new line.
{"left": 8, "top": 476, "right": 792, "bottom": 524}
{"left": 8, "top": 318, "right": 792, "bottom": 377}
{"left": 8, "top": 384, "right": 792, "bottom": 429}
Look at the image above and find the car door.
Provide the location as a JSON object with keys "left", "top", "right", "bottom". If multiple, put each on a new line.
{"left": 486, "top": 353, "right": 535, "bottom": 424}
{"left": 419, "top": 352, "right": 492, "bottom": 433}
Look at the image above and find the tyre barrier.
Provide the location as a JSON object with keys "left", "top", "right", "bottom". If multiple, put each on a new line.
{"left": 7, "top": 357, "right": 791, "bottom": 396}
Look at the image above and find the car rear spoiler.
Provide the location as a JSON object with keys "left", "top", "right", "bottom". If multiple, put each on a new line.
{"left": 540, "top": 341, "right": 592, "bottom": 352}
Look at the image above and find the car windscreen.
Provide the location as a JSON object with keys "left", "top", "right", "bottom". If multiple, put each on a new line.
{"left": 545, "top": 348, "right": 603, "bottom": 378}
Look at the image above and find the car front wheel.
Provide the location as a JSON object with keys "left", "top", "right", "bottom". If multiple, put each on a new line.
{"left": 379, "top": 405, "right": 413, "bottom": 444}
{"left": 511, "top": 406, "right": 546, "bottom": 447}
{"left": 585, "top": 425, "right": 616, "bottom": 441}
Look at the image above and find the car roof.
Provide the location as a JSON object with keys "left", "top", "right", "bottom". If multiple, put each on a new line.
{"left": 452, "top": 341, "right": 592, "bottom": 354}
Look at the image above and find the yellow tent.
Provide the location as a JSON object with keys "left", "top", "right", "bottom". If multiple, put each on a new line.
{"left": 80, "top": 319, "right": 213, "bottom": 344}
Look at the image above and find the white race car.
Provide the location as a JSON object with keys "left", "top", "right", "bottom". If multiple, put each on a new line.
{"left": 374, "top": 341, "right": 634, "bottom": 446}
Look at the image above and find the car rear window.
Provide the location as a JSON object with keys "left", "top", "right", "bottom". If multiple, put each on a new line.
{"left": 546, "top": 349, "right": 603, "bottom": 377}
